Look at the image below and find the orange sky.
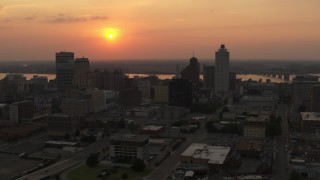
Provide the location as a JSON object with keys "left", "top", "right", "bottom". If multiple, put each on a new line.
{"left": 0, "top": 0, "right": 320, "bottom": 61}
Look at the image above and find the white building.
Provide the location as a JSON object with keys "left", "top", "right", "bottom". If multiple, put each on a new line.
{"left": 214, "top": 44, "right": 229, "bottom": 95}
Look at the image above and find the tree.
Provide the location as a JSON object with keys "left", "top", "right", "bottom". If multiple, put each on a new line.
{"left": 86, "top": 153, "right": 99, "bottom": 167}
{"left": 74, "top": 129, "right": 80, "bottom": 137}
{"left": 131, "top": 159, "right": 146, "bottom": 172}
{"left": 288, "top": 170, "right": 303, "bottom": 180}
{"left": 122, "top": 172, "right": 128, "bottom": 180}
{"left": 298, "top": 105, "right": 306, "bottom": 113}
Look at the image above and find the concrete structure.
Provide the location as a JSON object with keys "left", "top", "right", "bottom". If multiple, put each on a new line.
{"left": 137, "top": 80, "right": 151, "bottom": 99}
{"left": 60, "top": 98, "right": 91, "bottom": 115}
{"left": 157, "top": 105, "right": 190, "bottom": 122}
{"left": 292, "top": 75, "right": 320, "bottom": 111}
{"left": 235, "top": 138, "right": 264, "bottom": 158}
{"left": 240, "top": 95, "right": 276, "bottom": 111}
{"left": 141, "top": 125, "right": 164, "bottom": 135}
{"left": 203, "top": 65, "right": 215, "bottom": 89}
{"left": 110, "top": 134, "right": 149, "bottom": 160}
{"left": 301, "top": 112, "right": 320, "bottom": 132}
{"left": 215, "top": 44, "right": 230, "bottom": 95}
{"left": 169, "top": 78, "right": 193, "bottom": 108}
{"left": 126, "top": 107, "right": 154, "bottom": 117}
{"left": 73, "top": 57, "right": 89, "bottom": 89}
{"left": 88, "top": 69, "right": 127, "bottom": 91}
{"left": 9, "top": 100, "right": 34, "bottom": 123}
{"left": 55, "top": 52, "right": 74, "bottom": 91}
{"left": 181, "top": 56, "right": 200, "bottom": 87}
{"left": 181, "top": 143, "right": 231, "bottom": 168}
{"left": 119, "top": 88, "right": 141, "bottom": 107}
{"left": 243, "top": 116, "right": 267, "bottom": 138}
{"left": 47, "top": 114, "right": 85, "bottom": 138}
{"left": 311, "top": 85, "right": 320, "bottom": 112}
{"left": 153, "top": 85, "right": 169, "bottom": 104}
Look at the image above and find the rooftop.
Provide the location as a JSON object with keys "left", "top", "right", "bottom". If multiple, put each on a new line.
{"left": 301, "top": 112, "right": 320, "bottom": 121}
{"left": 181, "top": 143, "right": 230, "bottom": 165}
{"left": 111, "top": 133, "right": 149, "bottom": 143}
{"left": 142, "top": 125, "right": 164, "bottom": 131}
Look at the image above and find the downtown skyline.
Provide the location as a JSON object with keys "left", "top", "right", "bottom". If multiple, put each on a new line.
{"left": 1, "top": 0, "right": 320, "bottom": 61}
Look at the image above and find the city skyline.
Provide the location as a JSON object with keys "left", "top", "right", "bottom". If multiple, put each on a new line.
{"left": 1, "top": 0, "right": 320, "bottom": 61}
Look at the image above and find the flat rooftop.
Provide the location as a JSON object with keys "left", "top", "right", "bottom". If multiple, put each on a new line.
{"left": 111, "top": 133, "right": 149, "bottom": 143}
{"left": 142, "top": 125, "right": 164, "bottom": 131}
{"left": 301, "top": 112, "right": 320, "bottom": 121}
{"left": 181, "top": 143, "right": 230, "bottom": 165}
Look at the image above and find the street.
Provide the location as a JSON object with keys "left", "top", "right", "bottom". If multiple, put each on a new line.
{"left": 272, "top": 103, "right": 290, "bottom": 180}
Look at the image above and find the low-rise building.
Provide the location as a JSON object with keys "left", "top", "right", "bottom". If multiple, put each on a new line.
{"left": 243, "top": 117, "right": 266, "bottom": 139}
{"left": 180, "top": 143, "right": 231, "bottom": 169}
{"left": 9, "top": 100, "right": 34, "bottom": 123}
{"left": 126, "top": 107, "right": 154, "bottom": 117}
{"left": 157, "top": 105, "right": 190, "bottom": 123}
{"left": 235, "top": 138, "right": 264, "bottom": 158}
{"left": 141, "top": 125, "right": 164, "bottom": 135}
{"left": 110, "top": 134, "right": 149, "bottom": 161}
{"left": 301, "top": 112, "right": 320, "bottom": 132}
{"left": 47, "top": 114, "right": 85, "bottom": 138}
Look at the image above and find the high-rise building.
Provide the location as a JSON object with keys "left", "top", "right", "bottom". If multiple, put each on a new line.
{"left": 203, "top": 65, "right": 215, "bottom": 89}
{"left": 88, "top": 70, "right": 127, "bottom": 91}
{"left": 169, "top": 79, "right": 193, "bottom": 108}
{"left": 55, "top": 52, "right": 74, "bottom": 91}
{"left": 181, "top": 56, "right": 200, "bottom": 87}
{"left": 153, "top": 85, "right": 169, "bottom": 104}
{"left": 311, "top": 85, "right": 320, "bottom": 112}
{"left": 215, "top": 44, "right": 230, "bottom": 94}
{"left": 73, "top": 57, "right": 90, "bottom": 89}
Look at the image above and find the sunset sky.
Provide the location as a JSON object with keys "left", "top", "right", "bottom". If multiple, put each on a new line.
{"left": 0, "top": 0, "right": 320, "bottom": 61}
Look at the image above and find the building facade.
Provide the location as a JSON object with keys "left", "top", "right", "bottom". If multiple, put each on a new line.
{"left": 215, "top": 44, "right": 230, "bottom": 95}
{"left": 181, "top": 56, "right": 200, "bottom": 87}
{"left": 56, "top": 52, "right": 74, "bottom": 91}
{"left": 73, "top": 57, "right": 90, "bottom": 89}
{"left": 169, "top": 79, "right": 193, "bottom": 108}
{"left": 203, "top": 65, "right": 215, "bottom": 89}
{"left": 110, "top": 134, "right": 149, "bottom": 160}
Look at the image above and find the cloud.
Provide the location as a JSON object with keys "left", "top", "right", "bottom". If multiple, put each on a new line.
{"left": 46, "top": 14, "right": 108, "bottom": 23}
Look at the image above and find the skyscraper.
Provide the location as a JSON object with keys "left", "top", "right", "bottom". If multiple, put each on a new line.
{"left": 311, "top": 85, "right": 320, "bottom": 112}
{"left": 73, "top": 57, "right": 90, "bottom": 89}
{"left": 181, "top": 56, "right": 200, "bottom": 87}
{"left": 214, "top": 44, "right": 230, "bottom": 94}
{"left": 56, "top": 52, "right": 74, "bottom": 91}
{"left": 169, "top": 79, "right": 193, "bottom": 108}
{"left": 203, "top": 65, "right": 215, "bottom": 89}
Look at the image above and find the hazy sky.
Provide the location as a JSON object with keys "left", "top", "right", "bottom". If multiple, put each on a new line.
{"left": 1, "top": 0, "right": 320, "bottom": 61}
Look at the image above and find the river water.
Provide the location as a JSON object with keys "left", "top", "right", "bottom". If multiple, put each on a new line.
{"left": 0, "top": 73, "right": 299, "bottom": 83}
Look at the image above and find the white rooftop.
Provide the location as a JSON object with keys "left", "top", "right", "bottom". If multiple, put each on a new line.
{"left": 301, "top": 112, "right": 320, "bottom": 121}
{"left": 181, "top": 143, "right": 230, "bottom": 165}
{"left": 143, "top": 125, "right": 163, "bottom": 131}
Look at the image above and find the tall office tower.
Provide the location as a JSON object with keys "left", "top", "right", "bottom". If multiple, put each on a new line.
{"left": 214, "top": 44, "right": 230, "bottom": 94}
{"left": 229, "top": 72, "right": 237, "bottom": 91}
{"left": 203, "top": 65, "right": 215, "bottom": 89}
{"left": 292, "top": 75, "right": 320, "bottom": 111}
{"left": 56, "top": 52, "right": 75, "bottom": 91}
{"left": 181, "top": 56, "right": 200, "bottom": 87}
{"left": 311, "top": 85, "right": 320, "bottom": 112}
{"left": 169, "top": 79, "right": 193, "bottom": 108}
{"left": 73, "top": 57, "right": 90, "bottom": 89}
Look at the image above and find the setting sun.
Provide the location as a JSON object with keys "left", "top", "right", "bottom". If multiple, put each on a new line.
{"left": 103, "top": 28, "right": 119, "bottom": 41}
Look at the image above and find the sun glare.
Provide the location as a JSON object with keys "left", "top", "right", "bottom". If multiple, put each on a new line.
{"left": 103, "top": 28, "right": 119, "bottom": 41}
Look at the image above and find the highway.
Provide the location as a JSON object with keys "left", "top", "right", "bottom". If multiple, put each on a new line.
{"left": 272, "top": 103, "right": 290, "bottom": 180}
{"left": 17, "top": 137, "right": 110, "bottom": 180}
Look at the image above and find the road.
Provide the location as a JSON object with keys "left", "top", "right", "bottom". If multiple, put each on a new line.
{"left": 145, "top": 121, "right": 207, "bottom": 180}
{"left": 17, "top": 137, "right": 110, "bottom": 180}
{"left": 272, "top": 103, "right": 290, "bottom": 180}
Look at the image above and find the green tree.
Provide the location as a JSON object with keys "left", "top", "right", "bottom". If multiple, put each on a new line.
{"left": 288, "top": 170, "right": 303, "bottom": 180}
{"left": 86, "top": 153, "right": 99, "bottom": 167}
{"left": 122, "top": 172, "right": 128, "bottom": 180}
{"left": 205, "top": 122, "right": 218, "bottom": 133}
{"left": 131, "top": 159, "right": 146, "bottom": 172}
{"left": 118, "top": 118, "right": 126, "bottom": 129}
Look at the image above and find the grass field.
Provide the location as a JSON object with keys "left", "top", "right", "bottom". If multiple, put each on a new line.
{"left": 68, "top": 165, "right": 151, "bottom": 180}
